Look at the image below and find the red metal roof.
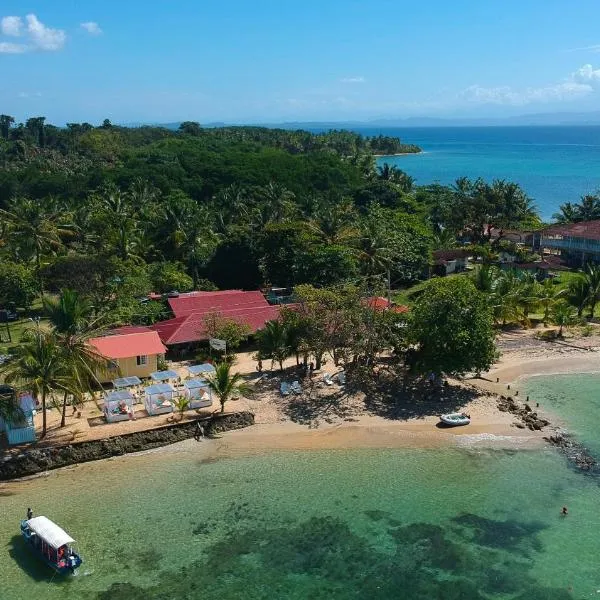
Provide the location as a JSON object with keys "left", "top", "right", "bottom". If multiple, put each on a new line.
{"left": 168, "top": 290, "right": 269, "bottom": 318}
{"left": 541, "top": 220, "right": 600, "bottom": 241}
{"left": 89, "top": 330, "right": 167, "bottom": 359}
{"left": 362, "top": 297, "right": 409, "bottom": 313}
{"left": 151, "top": 305, "right": 282, "bottom": 345}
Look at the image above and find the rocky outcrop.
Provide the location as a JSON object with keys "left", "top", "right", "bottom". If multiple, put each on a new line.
{"left": 0, "top": 411, "right": 254, "bottom": 481}
{"left": 497, "top": 396, "right": 550, "bottom": 431}
{"left": 544, "top": 431, "right": 598, "bottom": 473}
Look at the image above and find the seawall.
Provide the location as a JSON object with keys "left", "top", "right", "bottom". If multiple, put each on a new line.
{"left": 0, "top": 412, "right": 254, "bottom": 481}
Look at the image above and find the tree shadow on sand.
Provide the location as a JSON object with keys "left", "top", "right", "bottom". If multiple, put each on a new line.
{"left": 361, "top": 374, "right": 480, "bottom": 421}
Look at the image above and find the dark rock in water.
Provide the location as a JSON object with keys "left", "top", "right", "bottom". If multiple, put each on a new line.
{"left": 0, "top": 411, "right": 255, "bottom": 481}
{"left": 544, "top": 431, "right": 598, "bottom": 473}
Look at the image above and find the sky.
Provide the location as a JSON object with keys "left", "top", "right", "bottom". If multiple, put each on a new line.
{"left": 2, "top": 0, "right": 600, "bottom": 125}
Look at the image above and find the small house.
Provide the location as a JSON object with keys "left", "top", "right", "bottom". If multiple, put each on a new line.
{"left": 432, "top": 250, "right": 470, "bottom": 276}
{"left": 89, "top": 327, "right": 167, "bottom": 384}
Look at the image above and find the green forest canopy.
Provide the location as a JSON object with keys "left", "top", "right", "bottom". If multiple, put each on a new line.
{"left": 0, "top": 116, "right": 540, "bottom": 325}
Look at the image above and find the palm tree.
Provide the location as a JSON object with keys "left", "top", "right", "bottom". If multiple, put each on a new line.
{"left": 471, "top": 265, "right": 498, "bottom": 294}
{"left": 567, "top": 276, "right": 590, "bottom": 317}
{"left": 537, "top": 279, "right": 566, "bottom": 326}
{"left": 0, "top": 196, "right": 72, "bottom": 294}
{"left": 552, "top": 202, "right": 580, "bottom": 224}
{"left": 257, "top": 320, "right": 292, "bottom": 371}
{"left": 0, "top": 385, "right": 23, "bottom": 426}
{"left": 43, "top": 289, "right": 107, "bottom": 426}
{"left": 576, "top": 194, "right": 600, "bottom": 222}
{"left": 584, "top": 265, "right": 600, "bottom": 318}
{"left": 43, "top": 289, "right": 93, "bottom": 335}
{"left": 1, "top": 330, "right": 70, "bottom": 437}
{"left": 551, "top": 302, "right": 577, "bottom": 337}
{"left": 205, "top": 362, "right": 252, "bottom": 413}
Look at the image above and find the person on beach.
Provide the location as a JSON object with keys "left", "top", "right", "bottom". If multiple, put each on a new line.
{"left": 561, "top": 506, "right": 568, "bottom": 516}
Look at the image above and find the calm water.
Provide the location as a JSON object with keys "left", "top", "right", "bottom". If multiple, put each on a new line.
{"left": 525, "top": 372, "right": 600, "bottom": 456}
{"left": 1, "top": 443, "right": 599, "bottom": 599}
{"left": 365, "top": 126, "right": 600, "bottom": 220}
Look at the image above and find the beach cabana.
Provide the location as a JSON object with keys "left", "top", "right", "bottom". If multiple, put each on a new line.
{"left": 183, "top": 379, "right": 213, "bottom": 409}
{"left": 1, "top": 391, "right": 37, "bottom": 445}
{"left": 187, "top": 363, "right": 216, "bottom": 378}
{"left": 144, "top": 383, "right": 175, "bottom": 415}
{"left": 150, "top": 370, "right": 178, "bottom": 382}
{"left": 103, "top": 390, "right": 135, "bottom": 422}
{"left": 112, "top": 376, "right": 142, "bottom": 389}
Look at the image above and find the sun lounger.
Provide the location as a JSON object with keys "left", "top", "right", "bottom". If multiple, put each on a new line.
{"left": 291, "top": 381, "right": 302, "bottom": 395}
{"left": 323, "top": 373, "right": 334, "bottom": 386}
{"left": 280, "top": 382, "right": 291, "bottom": 396}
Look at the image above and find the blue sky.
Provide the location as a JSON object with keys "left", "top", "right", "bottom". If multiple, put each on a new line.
{"left": 1, "top": 0, "right": 600, "bottom": 124}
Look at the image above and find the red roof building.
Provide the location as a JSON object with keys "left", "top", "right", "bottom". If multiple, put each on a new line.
{"left": 88, "top": 328, "right": 167, "bottom": 383}
{"left": 89, "top": 328, "right": 167, "bottom": 359}
{"left": 363, "top": 296, "right": 409, "bottom": 314}
{"left": 151, "top": 290, "right": 281, "bottom": 346}
{"left": 152, "top": 305, "right": 282, "bottom": 345}
{"left": 168, "top": 290, "right": 269, "bottom": 318}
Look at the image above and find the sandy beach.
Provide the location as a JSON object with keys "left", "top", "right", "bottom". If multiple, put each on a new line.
{"left": 8, "top": 328, "right": 600, "bottom": 464}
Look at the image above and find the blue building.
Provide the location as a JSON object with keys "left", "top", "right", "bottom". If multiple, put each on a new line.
{"left": 532, "top": 220, "right": 600, "bottom": 266}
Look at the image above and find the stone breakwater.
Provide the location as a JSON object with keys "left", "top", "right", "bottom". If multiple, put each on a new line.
{"left": 496, "top": 395, "right": 551, "bottom": 431}
{"left": 0, "top": 412, "right": 254, "bottom": 481}
{"left": 544, "top": 431, "right": 598, "bottom": 473}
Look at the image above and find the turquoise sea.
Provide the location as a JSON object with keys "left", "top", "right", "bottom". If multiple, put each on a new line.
{"left": 364, "top": 126, "right": 600, "bottom": 220}
{"left": 3, "top": 369, "right": 600, "bottom": 600}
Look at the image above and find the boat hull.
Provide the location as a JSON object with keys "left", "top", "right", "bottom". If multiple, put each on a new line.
{"left": 20, "top": 520, "right": 82, "bottom": 575}
{"left": 440, "top": 414, "right": 470, "bottom": 427}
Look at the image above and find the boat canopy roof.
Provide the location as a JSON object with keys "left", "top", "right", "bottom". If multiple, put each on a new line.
{"left": 27, "top": 516, "right": 75, "bottom": 549}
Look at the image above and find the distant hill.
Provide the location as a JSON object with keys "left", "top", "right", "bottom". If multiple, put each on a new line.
{"left": 138, "top": 111, "right": 600, "bottom": 131}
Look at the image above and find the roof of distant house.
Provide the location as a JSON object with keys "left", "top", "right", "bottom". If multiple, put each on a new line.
{"left": 168, "top": 290, "right": 269, "bottom": 318}
{"left": 151, "top": 305, "right": 282, "bottom": 345}
{"left": 363, "top": 296, "right": 409, "bottom": 313}
{"left": 540, "top": 220, "right": 600, "bottom": 241}
{"left": 89, "top": 329, "right": 166, "bottom": 359}
{"left": 432, "top": 249, "right": 471, "bottom": 263}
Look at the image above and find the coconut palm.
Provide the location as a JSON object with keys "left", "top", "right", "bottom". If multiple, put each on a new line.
{"left": 471, "top": 265, "right": 498, "bottom": 294}
{"left": 567, "top": 276, "right": 590, "bottom": 317}
{"left": 1, "top": 330, "right": 70, "bottom": 437}
{"left": 0, "top": 196, "right": 72, "bottom": 293}
{"left": 205, "top": 362, "right": 252, "bottom": 413}
{"left": 0, "top": 386, "right": 23, "bottom": 426}
{"left": 257, "top": 320, "right": 292, "bottom": 371}
{"left": 551, "top": 301, "right": 578, "bottom": 337}
{"left": 43, "top": 289, "right": 107, "bottom": 426}
{"left": 537, "top": 279, "right": 566, "bottom": 326}
{"left": 584, "top": 265, "right": 600, "bottom": 318}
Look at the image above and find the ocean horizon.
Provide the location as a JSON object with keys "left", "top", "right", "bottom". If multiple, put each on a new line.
{"left": 345, "top": 125, "right": 600, "bottom": 221}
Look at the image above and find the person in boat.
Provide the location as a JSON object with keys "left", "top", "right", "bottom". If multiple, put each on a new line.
{"left": 27, "top": 507, "right": 33, "bottom": 520}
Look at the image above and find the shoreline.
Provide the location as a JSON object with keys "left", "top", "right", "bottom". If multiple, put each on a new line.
{"left": 4, "top": 340, "right": 599, "bottom": 481}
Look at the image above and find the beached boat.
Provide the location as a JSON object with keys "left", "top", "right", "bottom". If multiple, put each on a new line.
{"left": 440, "top": 413, "right": 470, "bottom": 427}
{"left": 20, "top": 516, "right": 82, "bottom": 575}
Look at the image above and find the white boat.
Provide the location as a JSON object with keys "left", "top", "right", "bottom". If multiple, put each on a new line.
{"left": 440, "top": 413, "right": 470, "bottom": 426}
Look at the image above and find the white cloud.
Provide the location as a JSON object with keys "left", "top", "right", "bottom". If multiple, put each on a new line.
{"left": 340, "top": 76, "right": 365, "bottom": 84}
{"left": 0, "top": 41, "right": 27, "bottom": 54}
{"left": 0, "top": 13, "right": 66, "bottom": 53}
{"left": 80, "top": 21, "right": 102, "bottom": 36}
{"left": 18, "top": 91, "right": 42, "bottom": 98}
{"left": 459, "top": 65, "right": 600, "bottom": 106}
{"left": 566, "top": 44, "right": 600, "bottom": 53}
{"left": 1, "top": 16, "right": 22, "bottom": 37}
{"left": 572, "top": 63, "right": 600, "bottom": 85}
{"left": 26, "top": 14, "right": 65, "bottom": 51}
